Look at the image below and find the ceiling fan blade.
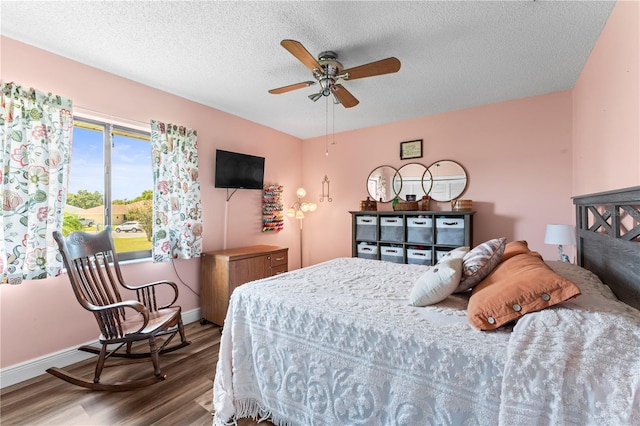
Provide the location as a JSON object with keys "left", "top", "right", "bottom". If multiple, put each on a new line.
{"left": 331, "top": 84, "right": 359, "bottom": 108}
{"left": 281, "top": 39, "right": 322, "bottom": 72}
{"left": 343, "top": 57, "right": 401, "bottom": 80}
{"left": 269, "top": 81, "right": 316, "bottom": 94}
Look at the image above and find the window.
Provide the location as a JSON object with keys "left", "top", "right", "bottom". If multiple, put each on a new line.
{"left": 65, "top": 117, "right": 153, "bottom": 260}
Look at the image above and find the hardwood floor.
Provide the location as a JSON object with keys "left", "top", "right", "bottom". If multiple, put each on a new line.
{"left": 0, "top": 322, "right": 271, "bottom": 426}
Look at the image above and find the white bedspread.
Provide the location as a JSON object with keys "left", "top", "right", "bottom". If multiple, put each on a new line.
{"left": 213, "top": 258, "right": 640, "bottom": 425}
{"left": 499, "top": 261, "right": 640, "bottom": 425}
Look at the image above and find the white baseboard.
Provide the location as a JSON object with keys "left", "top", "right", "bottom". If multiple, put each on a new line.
{"left": 0, "top": 308, "right": 201, "bottom": 389}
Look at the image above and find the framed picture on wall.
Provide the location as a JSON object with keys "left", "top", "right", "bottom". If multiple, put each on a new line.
{"left": 400, "top": 139, "right": 423, "bottom": 160}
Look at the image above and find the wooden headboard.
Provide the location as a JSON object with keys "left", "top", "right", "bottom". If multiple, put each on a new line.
{"left": 573, "top": 186, "right": 640, "bottom": 310}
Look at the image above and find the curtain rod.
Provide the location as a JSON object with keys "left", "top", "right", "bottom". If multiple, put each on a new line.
{"left": 74, "top": 105, "right": 150, "bottom": 128}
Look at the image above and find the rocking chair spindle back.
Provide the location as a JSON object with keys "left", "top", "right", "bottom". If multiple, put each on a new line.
{"left": 48, "top": 226, "right": 190, "bottom": 391}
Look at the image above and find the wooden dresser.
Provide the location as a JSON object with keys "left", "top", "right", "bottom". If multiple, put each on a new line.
{"left": 200, "top": 245, "right": 288, "bottom": 326}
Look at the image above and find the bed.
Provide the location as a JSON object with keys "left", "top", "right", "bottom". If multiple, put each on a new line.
{"left": 213, "top": 186, "right": 640, "bottom": 425}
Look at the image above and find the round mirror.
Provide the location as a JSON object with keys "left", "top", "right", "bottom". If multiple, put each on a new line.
{"left": 426, "top": 160, "right": 468, "bottom": 202}
{"left": 367, "top": 165, "right": 399, "bottom": 203}
{"left": 393, "top": 163, "right": 432, "bottom": 201}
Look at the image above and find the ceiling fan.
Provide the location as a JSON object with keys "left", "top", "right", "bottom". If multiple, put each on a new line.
{"left": 268, "top": 39, "right": 401, "bottom": 108}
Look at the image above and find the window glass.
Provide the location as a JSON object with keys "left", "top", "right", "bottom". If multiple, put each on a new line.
{"left": 64, "top": 118, "right": 153, "bottom": 260}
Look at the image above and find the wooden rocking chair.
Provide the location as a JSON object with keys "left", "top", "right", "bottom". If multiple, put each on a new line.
{"left": 48, "top": 226, "right": 190, "bottom": 391}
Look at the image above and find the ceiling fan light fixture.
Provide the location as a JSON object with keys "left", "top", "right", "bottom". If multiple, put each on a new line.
{"left": 311, "top": 76, "right": 333, "bottom": 100}
{"left": 319, "top": 76, "right": 332, "bottom": 91}
{"left": 308, "top": 92, "right": 323, "bottom": 102}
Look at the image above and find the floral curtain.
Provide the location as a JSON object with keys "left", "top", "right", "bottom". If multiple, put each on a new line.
{"left": 150, "top": 120, "right": 202, "bottom": 262}
{"left": 0, "top": 81, "right": 73, "bottom": 283}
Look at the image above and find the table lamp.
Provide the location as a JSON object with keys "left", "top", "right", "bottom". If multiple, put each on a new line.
{"left": 544, "top": 224, "right": 576, "bottom": 262}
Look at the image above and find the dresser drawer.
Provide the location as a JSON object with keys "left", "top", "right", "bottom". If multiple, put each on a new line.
{"left": 271, "top": 264, "right": 288, "bottom": 275}
{"left": 270, "top": 250, "right": 288, "bottom": 267}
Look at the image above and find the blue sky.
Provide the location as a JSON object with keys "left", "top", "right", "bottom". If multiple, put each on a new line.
{"left": 69, "top": 127, "right": 153, "bottom": 201}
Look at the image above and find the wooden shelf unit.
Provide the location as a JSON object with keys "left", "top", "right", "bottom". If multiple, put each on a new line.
{"left": 350, "top": 211, "right": 474, "bottom": 266}
{"left": 200, "top": 245, "right": 288, "bottom": 325}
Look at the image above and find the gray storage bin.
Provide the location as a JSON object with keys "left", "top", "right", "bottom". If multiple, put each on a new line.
{"left": 380, "top": 246, "right": 404, "bottom": 264}
{"left": 380, "top": 216, "right": 404, "bottom": 242}
{"left": 407, "top": 248, "right": 432, "bottom": 266}
{"left": 406, "top": 217, "right": 433, "bottom": 244}
{"left": 435, "top": 217, "right": 465, "bottom": 245}
{"left": 356, "top": 216, "right": 377, "bottom": 241}
{"left": 357, "top": 243, "right": 378, "bottom": 260}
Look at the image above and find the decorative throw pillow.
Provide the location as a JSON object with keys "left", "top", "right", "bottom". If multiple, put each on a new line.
{"left": 455, "top": 237, "right": 506, "bottom": 293}
{"left": 408, "top": 248, "right": 467, "bottom": 307}
{"left": 467, "top": 251, "right": 581, "bottom": 330}
{"left": 438, "top": 246, "right": 470, "bottom": 261}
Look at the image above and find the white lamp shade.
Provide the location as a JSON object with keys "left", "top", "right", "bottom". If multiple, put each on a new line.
{"left": 544, "top": 224, "right": 576, "bottom": 245}
{"left": 295, "top": 210, "right": 304, "bottom": 219}
{"left": 308, "top": 203, "right": 317, "bottom": 212}
{"left": 296, "top": 187, "right": 307, "bottom": 198}
{"left": 286, "top": 208, "right": 295, "bottom": 217}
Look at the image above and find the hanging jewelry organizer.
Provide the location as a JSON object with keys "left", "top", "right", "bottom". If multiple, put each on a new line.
{"left": 262, "top": 185, "right": 284, "bottom": 231}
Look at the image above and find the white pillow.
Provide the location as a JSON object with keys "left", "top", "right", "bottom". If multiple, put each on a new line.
{"left": 439, "top": 246, "right": 469, "bottom": 261}
{"left": 408, "top": 256, "right": 464, "bottom": 307}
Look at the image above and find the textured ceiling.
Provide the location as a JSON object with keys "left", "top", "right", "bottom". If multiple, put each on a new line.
{"left": 1, "top": 1, "right": 614, "bottom": 139}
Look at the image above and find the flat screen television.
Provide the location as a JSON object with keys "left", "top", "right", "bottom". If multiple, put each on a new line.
{"left": 214, "top": 149, "right": 265, "bottom": 190}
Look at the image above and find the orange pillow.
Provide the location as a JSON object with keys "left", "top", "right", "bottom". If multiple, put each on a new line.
{"left": 501, "top": 240, "right": 539, "bottom": 262}
{"left": 468, "top": 252, "right": 581, "bottom": 330}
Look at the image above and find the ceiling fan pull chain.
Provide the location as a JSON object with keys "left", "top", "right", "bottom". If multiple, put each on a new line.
{"left": 332, "top": 100, "right": 336, "bottom": 146}
{"left": 325, "top": 95, "right": 330, "bottom": 156}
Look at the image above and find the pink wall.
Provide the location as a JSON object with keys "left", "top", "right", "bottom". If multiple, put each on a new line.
{"left": 0, "top": 37, "right": 302, "bottom": 369}
{"left": 572, "top": 0, "right": 640, "bottom": 194}
{"left": 301, "top": 91, "right": 575, "bottom": 267}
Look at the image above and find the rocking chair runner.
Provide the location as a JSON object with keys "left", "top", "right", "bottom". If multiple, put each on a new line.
{"left": 49, "top": 226, "right": 190, "bottom": 391}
